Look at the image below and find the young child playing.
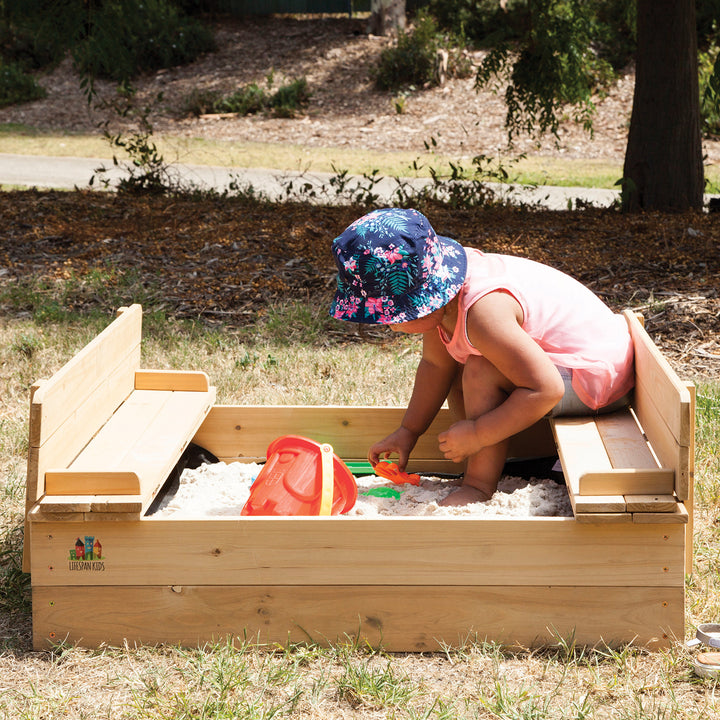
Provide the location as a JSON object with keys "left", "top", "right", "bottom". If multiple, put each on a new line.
{"left": 329, "top": 208, "right": 635, "bottom": 506}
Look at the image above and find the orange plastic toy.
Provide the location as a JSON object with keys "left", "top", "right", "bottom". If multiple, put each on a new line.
{"left": 373, "top": 460, "right": 421, "bottom": 486}
{"left": 241, "top": 435, "right": 357, "bottom": 516}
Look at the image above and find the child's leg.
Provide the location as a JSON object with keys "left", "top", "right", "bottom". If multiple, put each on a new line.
{"left": 441, "top": 355, "right": 514, "bottom": 505}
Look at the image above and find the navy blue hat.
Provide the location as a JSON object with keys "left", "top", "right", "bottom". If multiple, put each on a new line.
{"left": 330, "top": 208, "right": 467, "bottom": 325}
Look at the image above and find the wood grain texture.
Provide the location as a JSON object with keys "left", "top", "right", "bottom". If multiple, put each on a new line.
{"left": 29, "top": 517, "right": 685, "bottom": 588}
{"left": 32, "top": 584, "right": 684, "bottom": 651}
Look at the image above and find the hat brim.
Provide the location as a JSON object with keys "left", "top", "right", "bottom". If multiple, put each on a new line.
{"left": 330, "top": 238, "right": 467, "bottom": 325}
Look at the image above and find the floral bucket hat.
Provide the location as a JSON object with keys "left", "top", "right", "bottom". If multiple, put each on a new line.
{"left": 330, "top": 208, "right": 467, "bottom": 325}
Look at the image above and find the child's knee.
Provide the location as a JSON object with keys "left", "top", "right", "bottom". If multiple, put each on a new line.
{"left": 462, "top": 355, "right": 513, "bottom": 395}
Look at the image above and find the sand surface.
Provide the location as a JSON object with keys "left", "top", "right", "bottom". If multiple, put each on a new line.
{"left": 152, "top": 461, "right": 573, "bottom": 518}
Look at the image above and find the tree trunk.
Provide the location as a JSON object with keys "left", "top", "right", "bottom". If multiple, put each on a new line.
{"left": 622, "top": 0, "right": 704, "bottom": 211}
{"left": 369, "top": 0, "right": 406, "bottom": 36}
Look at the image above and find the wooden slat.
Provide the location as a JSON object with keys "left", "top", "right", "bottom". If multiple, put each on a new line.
{"left": 135, "top": 370, "right": 210, "bottom": 392}
{"left": 575, "top": 513, "right": 632, "bottom": 524}
{"left": 577, "top": 468, "right": 675, "bottom": 496}
{"left": 574, "top": 495, "right": 626, "bottom": 514}
{"left": 37, "top": 495, "right": 144, "bottom": 514}
{"left": 633, "top": 387, "right": 692, "bottom": 501}
{"left": 48, "top": 387, "right": 215, "bottom": 507}
{"left": 551, "top": 417, "right": 612, "bottom": 516}
{"left": 685, "top": 382, "right": 696, "bottom": 573}
{"left": 193, "top": 406, "right": 556, "bottom": 464}
{"left": 44, "top": 471, "right": 141, "bottom": 496}
{"left": 625, "top": 495, "right": 677, "bottom": 513}
{"left": 29, "top": 304, "right": 142, "bottom": 447}
{"left": 32, "top": 584, "right": 684, "bottom": 651}
{"left": 624, "top": 309, "right": 693, "bottom": 502}
{"left": 595, "top": 411, "right": 659, "bottom": 468}
{"left": 632, "top": 503, "right": 688, "bottom": 524}
{"left": 624, "top": 309, "right": 693, "bottom": 446}
{"left": 29, "top": 518, "right": 684, "bottom": 588}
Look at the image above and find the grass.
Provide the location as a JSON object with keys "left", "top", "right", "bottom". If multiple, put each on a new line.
{"left": 0, "top": 121, "right": 632, "bottom": 190}
{"left": 0, "top": 297, "right": 719, "bottom": 718}
{"left": 3, "top": 122, "right": 720, "bottom": 192}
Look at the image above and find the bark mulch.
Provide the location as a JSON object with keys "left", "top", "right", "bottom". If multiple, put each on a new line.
{"left": 0, "top": 190, "right": 718, "bottom": 380}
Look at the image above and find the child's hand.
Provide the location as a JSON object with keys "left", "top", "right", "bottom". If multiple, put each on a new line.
{"left": 368, "top": 426, "right": 418, "bottom": 470}
{"left": 438, "top": 420, "right": 483, "bottom": 463}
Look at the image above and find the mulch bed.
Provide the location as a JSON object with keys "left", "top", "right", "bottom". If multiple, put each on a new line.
{"left": 0, "top": 189, "right": 718, "bottom": 380}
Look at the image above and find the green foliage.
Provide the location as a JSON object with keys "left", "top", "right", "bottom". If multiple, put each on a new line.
{"left": 185, "top": 75, "right": 310, "bottom": 118}
{"left": 0, "top": 60, "right": 46, "bottom": 108}
{"left": 73, "top": 0, "right": 216, "bottom": 82}
{"left": 0, "top": 0, "right": 85, "bottom": 70}
{"left": 476, "top": 0, "right": 613, "bottom": 142}
{"left": 700, "top": 39, "right": 720, "bottom": 138}
{"left": 375, "top": 14, "right": 441, "bottom": 90}
{"left": 0, "top": 1, "right": 215, "bottom": 91}
{"left": 92, "top": 85, "right": 180, "bottom": 196}
{"left": 374, "top": 12, "right": 472, "bottom": 92}
{"left": 423, "top": 0, "right": 529, "bottom": 47}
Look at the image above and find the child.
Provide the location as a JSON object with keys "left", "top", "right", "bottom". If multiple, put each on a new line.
{"left": 329, "top": 208, "right": 634, "bottom": 506}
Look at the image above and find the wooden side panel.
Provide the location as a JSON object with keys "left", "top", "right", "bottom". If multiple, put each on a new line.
{"left": 193, "top": 406, "right": 556, "bottom": 465}
{"left": 29, "top": 518, "right": 685, "bottom": 588}
{"left": 624, "top": 309, "right": 693, "bottom": 500}
{"left": 24, "top": 306, "right": 142, "bottom": 572}
{"left": 30, "top": 304, "right": 143, "bottom": 447}
{"left": 32, "top": 584, "right": 684, "bottom": 651}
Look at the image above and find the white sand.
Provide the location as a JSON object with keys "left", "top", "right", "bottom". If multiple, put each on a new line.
{"left": 152, "top": 461, "right": 572, "bottom": 518}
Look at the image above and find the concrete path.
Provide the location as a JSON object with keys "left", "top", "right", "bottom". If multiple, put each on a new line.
{"left": 0, "top": 151, "right": 623, "bottom": 210}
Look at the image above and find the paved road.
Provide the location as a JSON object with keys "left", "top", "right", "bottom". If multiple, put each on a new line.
{"left": 0, "top": 151, "right": 624, "bottom": 210}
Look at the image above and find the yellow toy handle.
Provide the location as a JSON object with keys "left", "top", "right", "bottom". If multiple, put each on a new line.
{"left": 319, "top": 443, "right": 334, "bottom": 515}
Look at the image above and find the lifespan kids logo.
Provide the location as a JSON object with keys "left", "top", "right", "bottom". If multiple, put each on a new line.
{"left": 68, "top": 536, "right": 105, "bottom": 571}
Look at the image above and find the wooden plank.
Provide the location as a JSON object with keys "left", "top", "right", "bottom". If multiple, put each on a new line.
{"left": 624, "top": 309, "right": 693, "bottom": 446}
{"left": 578, "top": 468, "right": 675, "bottom": 496}
{"left": 23, "top": 344, "right": 139, "bottom": 573}
{"left": 625, "top": 495, "right": 677, "bottom": 513}
{"left": 135, "top": 370, "right": 210, "bottom": 392}
{"left": 685, "top": 382, "right": 696, "bottom": 573}
{"left": 193, "top": 406, "right": 556, "bottom": 464}
{"left": 595, "top": 411, "right": 659, "bottom": 468}
{"left": 575, "top": 513, "right": 632, "bottom": 524}
{"left": 551, "top": 418, "right": 612, "bottom": 516}
{"left": 574, "top": 495, "right": 626, "bottom": 514}
{"left": 38, "top": 495, "right": 143, "bottom": 514}
{"left": 57, "top": 387, "right": 215, "bottom": 506}
{"left": 30, "top": 304, "right": 142, "bottom": 447}
{"left": 633, "top": 386, "right": 692, "bottom": 501}
{"left": 44, "top": 471, "right": 141, "bottom": 496}
{"left": 632, "top": 503, "right": 688, "bottom": 524}
{"left": 32, "top": 584, "right": 684, "bottom": 651}
{"left": 37, "top": 496, "right": 92, "bottom": 513}
{"left": 29, "top": 518, "right": 685, "bottom": 588}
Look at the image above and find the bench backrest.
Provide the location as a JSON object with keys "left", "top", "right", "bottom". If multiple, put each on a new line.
{"left": 624, "top": 310, "right": 694, "bottom": 501}
{"left": 23, "top": 304, "right": 142, "bottom": 571}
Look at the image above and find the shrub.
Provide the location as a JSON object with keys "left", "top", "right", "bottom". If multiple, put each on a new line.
{"left": 374, "top": 14, "right": 440, "bottom": 91}
{"left": 0, "top": 61, "right": 46, "bottom": 108}
{"left": 73, "top": 0, "right": 216, "bottom": 82}
{"left": 215, "top": 83, "right": 268, "bottom": 115}
{"left": 268, "top": 77, "right": 310, "bottom": 118}
{"left": 185, "top": 77, "right": 310, "bottom": 118}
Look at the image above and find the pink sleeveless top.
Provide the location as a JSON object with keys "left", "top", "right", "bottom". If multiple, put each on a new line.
{"left": 439, "top": 249, "right": 634, "bottom": 410}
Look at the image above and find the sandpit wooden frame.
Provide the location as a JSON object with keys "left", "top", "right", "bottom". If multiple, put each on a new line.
{"left": 24, "top": 305, "right": 694, "bottom": 651}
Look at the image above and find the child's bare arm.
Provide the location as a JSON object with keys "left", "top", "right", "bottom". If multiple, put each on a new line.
{"left": 438, "top": 291, "right": 564, "bottom": 462}
{"left": 369, "top": 331, "right": 458, "bottom": 469}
